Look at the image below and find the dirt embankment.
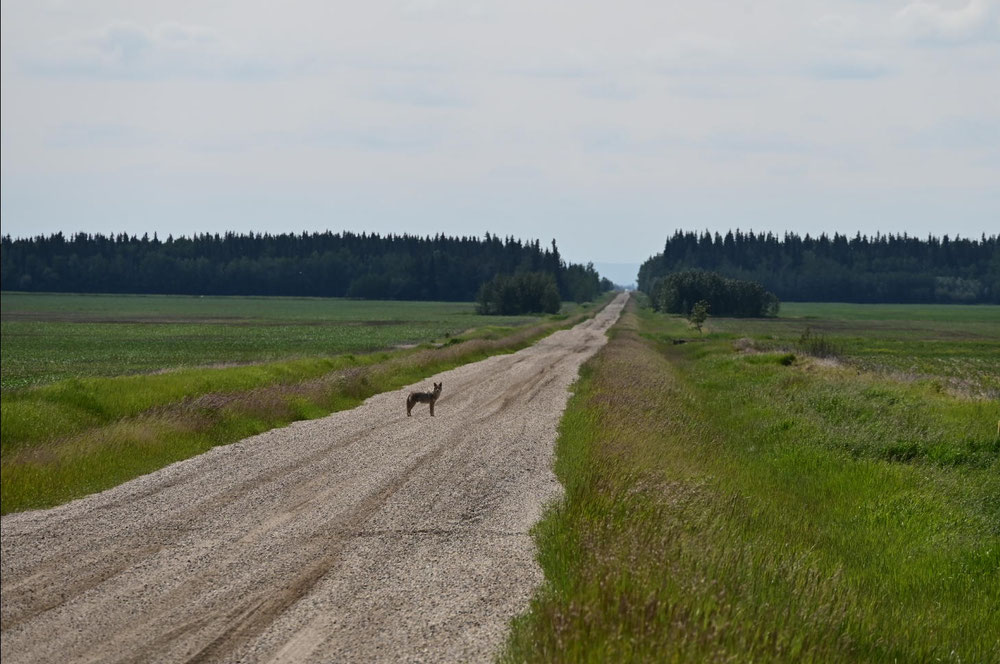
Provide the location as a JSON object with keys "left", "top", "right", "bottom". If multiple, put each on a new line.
{"left": 1, "top": 293, "right": 627, "bottom": 664}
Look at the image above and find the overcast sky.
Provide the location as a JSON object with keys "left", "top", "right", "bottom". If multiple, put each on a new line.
{"left": 2, "top": 1, "right": 998, "bottom": 264}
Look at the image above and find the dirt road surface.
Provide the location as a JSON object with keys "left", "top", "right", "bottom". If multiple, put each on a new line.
{"left": 1, "top": 293, "right": 626, "bottom": 664}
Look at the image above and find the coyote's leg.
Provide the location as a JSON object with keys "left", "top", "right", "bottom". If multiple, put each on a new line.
{"left": 430, "top": 400, "right": 435, "bottom": 417}
{"left": 406, "top": 396, "right": 413, "bottom": 416}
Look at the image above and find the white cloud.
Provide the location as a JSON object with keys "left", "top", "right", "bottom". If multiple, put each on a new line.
{"left": 901, "top": 116, "right": 1000, "bottom": 150}
{"left": 24, "top": 20, "right": 278, "bottom": 79}
{"left": 641, "top": 33, "right": 740, "bottom": 75}
{"left": 2, "top": 1, "right": 997, "bottom": 252}
{"left": 815, "top": 13, "right": 862, "bottom": 41}
{"left": 806, "top": 53, "right": 892, "bottom": 80}
{"left": 369, "top": 81, "right": 472, "bottom": 108}
{"left": 48, "top": 122, "right": 161, "bottom": 149}
{"left": 400, "top": 0, "right": 490, "bottom": 20}
{"left": 578, "top": 78, "right": 640, "bottom": 101}
{"left": 702, "top": 131, "right": 818, "bottom": 156}
{"left": 895, "top": 0, "right": 1000, "bottom": 45}
{"left": 154, "top": 21, "right": 218, "bottom": 47}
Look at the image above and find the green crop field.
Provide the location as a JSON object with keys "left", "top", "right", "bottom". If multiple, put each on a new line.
{"left": 505, "top": 297, "right": 999, "bottom": 663}
{"left": 0, "top": 292, "right": 542, "bottom": 390}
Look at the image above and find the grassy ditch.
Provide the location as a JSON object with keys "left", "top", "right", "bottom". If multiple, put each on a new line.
{"left": 1, "top": 298, "right": 610, "bottom": 514}
{"left": 502, "top": 298, "right": 999, "bottom": 663}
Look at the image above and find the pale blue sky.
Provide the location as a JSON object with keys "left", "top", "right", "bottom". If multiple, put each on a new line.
{"left": 2, "top": 1, "right": 998, "bottom": 265}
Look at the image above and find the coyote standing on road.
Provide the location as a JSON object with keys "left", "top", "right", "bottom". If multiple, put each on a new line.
{"left": 407, "top": 382, "right": 442, "bottom": 417}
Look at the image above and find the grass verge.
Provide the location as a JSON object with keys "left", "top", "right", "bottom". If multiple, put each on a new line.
{"left": 501, "top": 297, "right": 999, "bottom": 663}
{"left": 1, "top": 296, "right": 612, "bottom": 514}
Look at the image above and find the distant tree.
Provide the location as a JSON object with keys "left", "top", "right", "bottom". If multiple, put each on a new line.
{"left": 689, "top": 300, "right": 710, "bottom": 332}
{"left": 562, "top": 262, "right": 603, "bottom": 303}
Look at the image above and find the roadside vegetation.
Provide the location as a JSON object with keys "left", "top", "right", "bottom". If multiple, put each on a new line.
{"left": 503, "top": 296, "right": 999, "bottom": 662}
{"left": 0, "top": 292, "right": 612, "bottom": 514}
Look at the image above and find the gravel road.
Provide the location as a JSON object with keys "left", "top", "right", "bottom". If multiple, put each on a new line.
{"left": 1, "top": 293, "right": 626, "bottom": 664}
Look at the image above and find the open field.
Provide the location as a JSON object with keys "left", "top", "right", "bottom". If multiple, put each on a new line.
{"left": 707, "top": 301, "right": 1000, "bottom": 398}
{"left": 0, "top": 292, "right": 543, "bottom": 390}
{"left": 504, "top": 297, "right": 998, "bottom": 662}
{"left": 0, "top": 291, "right": 608, "bottom": 513}
{"left": 778, "top": 301, "right": 1000, "bottom": 322}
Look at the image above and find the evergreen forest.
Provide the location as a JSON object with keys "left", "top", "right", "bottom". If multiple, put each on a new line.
{"left": 1, "top": 231, "right": 612, "bottom": 304}
{"left": 638, "top": 230, "right": 1000, "bottom": 304}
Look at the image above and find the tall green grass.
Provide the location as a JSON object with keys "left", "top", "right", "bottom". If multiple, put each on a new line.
{"left": 503, "top": 299, "right": 998, "bottom": 663}
{"left": 1, "top": 355, "right": 366, "bottom": 448}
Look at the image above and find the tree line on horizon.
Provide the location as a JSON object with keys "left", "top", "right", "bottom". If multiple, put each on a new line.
{"left": 1, "top": 231, "right": 613, "bottom": 305}
{"left": 638, "top": 230, "right": 1000, "bottom": 304}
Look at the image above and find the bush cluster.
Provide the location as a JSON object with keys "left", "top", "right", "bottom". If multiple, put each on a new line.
{"left": 647, "top": 269, "right": 779, "bottom": 317}
{"left": 475, "top": 272, "right": 561, "bottom": 315}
